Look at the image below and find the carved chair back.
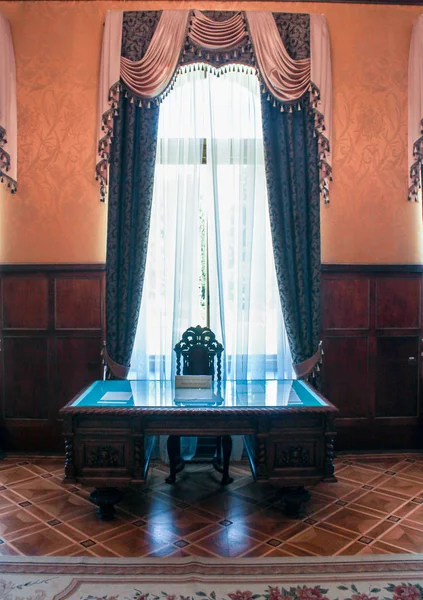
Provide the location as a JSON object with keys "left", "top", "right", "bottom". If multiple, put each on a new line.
{"left": 174, "top": 325, "right": 223, "bottom": 380}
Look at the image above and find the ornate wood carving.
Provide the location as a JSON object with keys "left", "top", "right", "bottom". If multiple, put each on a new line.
{"left": 62, "top": 381, "right": 338, "bottom": 519}
{"left": 275, "top": 445, "right": 311, "bottom": 468}
{"left": 323, "top": 416, "right": 337, "bottom": 482}
{"left": 86, "top": 445, "right": 121, "bottom": 468}
{"left": 64, "top": 435, "right": 76, "bottom": 482}
{"left": 254, "top": 436, "right": 267, "bottom": 478}
{"left": 174, "top": 325, "right": 223, "bottom": 380}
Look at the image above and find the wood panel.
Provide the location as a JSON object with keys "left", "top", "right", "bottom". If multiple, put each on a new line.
{"left": 2, "top": 277, "right": 48, "bottom": 330}
{"left": 55, "top": 277, "right": 102, "bottom": 330}
{"left": 322, "top": 336, "right": 369, "bottom": 419}
{"left": 322, "top": 278, "right": 370, "bottom": 331}
{"left": 54, "top": 337, "right": 103, "bottom": 415}
{"left": 0, "top": 264, "right": 105, "bottom": 452}
{"left": 375, "top": 336, "right": 419, "bottom": 418}
{"left": 321, "top": 267, "right": 423, "bottom": 451}
{"left": 376, "top": 278, "right": 421, "bottom": 329}
{"left": 3, "top": 337, "right": 49, "bottom": 420}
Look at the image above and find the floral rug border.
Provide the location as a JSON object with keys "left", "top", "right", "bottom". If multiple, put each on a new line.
{"left": 0, "top": 554, "right": 422, "bottom": 577}
{"left": 1, "top": 555, "right": 423, "bottom": 600}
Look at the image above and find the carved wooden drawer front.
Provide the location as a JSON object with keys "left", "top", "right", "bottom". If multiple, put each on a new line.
{"left": 273, "top": 441, "right": 317, "bottom": 469}
{"left": 77, "top": 438, "right": 131, "bottom": 476}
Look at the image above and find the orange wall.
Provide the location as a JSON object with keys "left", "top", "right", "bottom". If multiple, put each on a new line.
{"left": 0, "top": 1, "right": 422, "bottom": 264}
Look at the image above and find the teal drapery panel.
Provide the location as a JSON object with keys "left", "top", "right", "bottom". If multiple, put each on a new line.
{"left": 104, "top": 11, "right": 162, "bottom": 377}
{"left": 105, "top": 96, "right": 160, "bottom": 375}
{"left": 261, "top": 94, "right": 321, "bottom": 365}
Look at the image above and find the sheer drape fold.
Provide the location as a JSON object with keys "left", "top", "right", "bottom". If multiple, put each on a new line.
{"left": 207, "top": 71, "right": 294, "bottom": 380}
{"left": 0, "top": 12, "right": 17, "bottom": 192}
{"left": 131, "top": 71, "right": 204, "bottom": 382}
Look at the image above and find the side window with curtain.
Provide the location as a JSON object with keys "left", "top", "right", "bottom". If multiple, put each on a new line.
{"left": 129, "top": 66, "right": 294, "bottom": 382}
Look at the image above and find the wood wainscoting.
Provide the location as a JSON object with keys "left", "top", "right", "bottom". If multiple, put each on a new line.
{"left": 0, "top": 263, "right": 421, "bottom": 453}
{"left": 0, "top": 264, "right": 105, "bottom": 452}
{"left": 321, "top": 265, "right": 423, "bottom": 451}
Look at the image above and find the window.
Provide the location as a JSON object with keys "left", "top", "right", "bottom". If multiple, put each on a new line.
{"left": 130, "top": 66, "right": 293, "bottom": 381}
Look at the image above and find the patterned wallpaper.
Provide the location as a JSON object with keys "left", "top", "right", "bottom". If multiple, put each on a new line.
{"left": 0, "top": 1, "right": 422, "bottom": 264}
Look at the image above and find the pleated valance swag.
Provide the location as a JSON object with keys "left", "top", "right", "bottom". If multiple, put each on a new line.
{"left": 96, "top": 10, "right": 332, "bottom": 205}
{"left": 409, "top": 15, "right": 423, "bottom": 203}
{"left": 100, "top": 9, "right": 332, "bottom": 381}
{"left": 0, "top": 13, "right": 17, "bottom": 194}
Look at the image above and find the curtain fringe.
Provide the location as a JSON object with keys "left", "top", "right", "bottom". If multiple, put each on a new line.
{"left": 0, "top": 128, "right": 17, "bottom": 194}
{"left": 258, "top": 79, "right": 332, "bottom": 205}
{"left": 95, "top": 81, "right": 121, "bottom": 202}
{"left": 95, "top": 16, "right": 332, "bottom": 205}
{"left": 409, "top": 118, "right": 423, "bottom": 202}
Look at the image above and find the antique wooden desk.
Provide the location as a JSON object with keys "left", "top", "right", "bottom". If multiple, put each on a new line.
{"left": 60, "top": 380, "right": 338, "bottom": 519}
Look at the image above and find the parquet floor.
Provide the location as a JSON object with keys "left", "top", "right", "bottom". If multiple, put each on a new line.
{"left": 0, "top": 453, "right": 423, "bottom": 557}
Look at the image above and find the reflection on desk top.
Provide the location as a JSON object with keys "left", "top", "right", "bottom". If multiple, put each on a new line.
{"left": 70, "top": 380, "right": 330, "bottom": 410}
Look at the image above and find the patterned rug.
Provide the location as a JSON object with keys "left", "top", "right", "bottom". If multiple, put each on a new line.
{"left": 1, "top": 555, "right": 423, "bottom": 600}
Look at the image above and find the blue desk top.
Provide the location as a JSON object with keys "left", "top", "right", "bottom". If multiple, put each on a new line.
{"left": 71, "top": 380, "right": 328, "bottom": 410}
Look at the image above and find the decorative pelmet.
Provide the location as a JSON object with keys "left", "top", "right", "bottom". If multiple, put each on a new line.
{"left": 0, "top": 13, "right": 17, "bottom": 194}
{"left": 408, "top": 14, "right": 423, "bottom": 203}
{"left": 96, "top": 9, "right": 332, "bottom": 204}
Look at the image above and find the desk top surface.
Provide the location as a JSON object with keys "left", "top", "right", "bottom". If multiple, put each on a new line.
{"left": 63, "top": 379, "right": 336, "bottom": 414}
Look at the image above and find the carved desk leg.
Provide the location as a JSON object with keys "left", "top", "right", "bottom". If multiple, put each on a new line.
{"left": 62, "top": 415, "right": 76, "bottom": 484}
{"left": 89, "top": 488, "right": 124, "bottom": 521}
{"left": 323, "top": 416, "right": 337, "bottom": 483}
{"left": 280, "top": 487, "right": 311, "bottom": 518}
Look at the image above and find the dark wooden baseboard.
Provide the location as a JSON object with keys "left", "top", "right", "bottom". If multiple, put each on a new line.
{"left": 322, "top": 264, "right": 423, "bottom": 273}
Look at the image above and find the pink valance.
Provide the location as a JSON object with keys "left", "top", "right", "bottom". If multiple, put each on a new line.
{"left": 121, "top": 11, "right": 189, "bottom": 100}
{"left": 409, "top": 15, "right": 423, "bottom": 202}
{"left": 0, "top": 12, "right": 17, "bottom": 193}
{"left": 97, "top": 10, "right": 332, "bottom": 203}
{"left": 189, "top": 10, "right": 247, "bottom": 51}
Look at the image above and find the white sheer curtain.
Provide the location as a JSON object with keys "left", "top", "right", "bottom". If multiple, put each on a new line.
{"left": 130, "top": 71, "right": 205, "bottom": 382}
{"left": 206, "top": 71, "right": 294, "bottom": 380}
{"left": 130, "top": 66, "right": 294, "bottom": 462}
{"left": 130, "top": 66, "right": 293, "bottom": 384}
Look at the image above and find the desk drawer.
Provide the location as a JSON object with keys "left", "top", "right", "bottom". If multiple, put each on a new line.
{"left": 75, "top": 435, "right": 132, "bottom": 478}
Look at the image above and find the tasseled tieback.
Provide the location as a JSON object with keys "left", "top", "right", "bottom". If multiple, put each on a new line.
{"left": 293, "top": 341, "right": 323, "bottom": 380}
{"left": 101, "top": 343, "right": 130, "bottom": 380}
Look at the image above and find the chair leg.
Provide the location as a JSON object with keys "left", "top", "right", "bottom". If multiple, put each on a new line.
{"left": 165, "top": 435, "right": 181, "bottom": 484}
{"left": 221, "top": 435, "right": 233, "bottom": 485}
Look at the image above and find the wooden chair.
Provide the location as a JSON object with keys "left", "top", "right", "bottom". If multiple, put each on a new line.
{"left": 166, "top": 325, "right": 233, "bottom": 485}
{"left": 174, "top": 325, "right": 223, "bottom": 380}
